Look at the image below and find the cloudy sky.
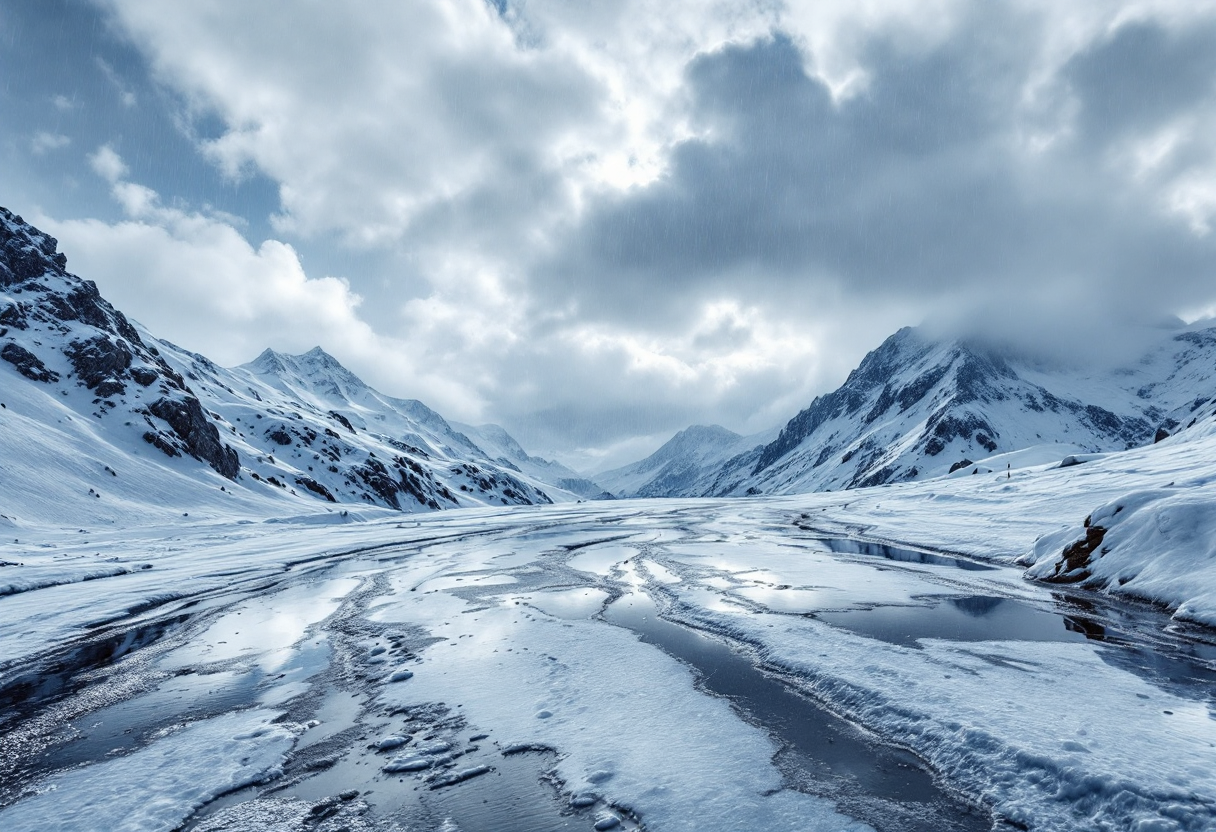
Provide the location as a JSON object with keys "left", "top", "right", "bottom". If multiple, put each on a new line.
{"left": 4, "top": 0, "right": 1216, "bottom": 471}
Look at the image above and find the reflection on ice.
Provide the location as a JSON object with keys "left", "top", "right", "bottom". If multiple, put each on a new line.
{"left": 416, "top": 573, "right": 517, "bottom": 592}
{"left": 520, "top": 588, "right": 609, "bottom": 620}
{"left": 567, "top": 545, "right": 636, "bottom": 576}
{"left": 161, "top": 578, "right": 359, "bottom": 672}
{"left": 817, "top": 596, "right": 1094, "bottom": 648}
{"left": 603, "top": 592, "right": 988, "bottom": 832}
{"left": 734, "top": 585, "right": 840, "bottom": 613}
{"left": 815, "top": 537, "right": 996, "bottom": 572}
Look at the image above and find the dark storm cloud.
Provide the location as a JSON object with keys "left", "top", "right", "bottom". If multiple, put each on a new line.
{"left": 541, "top": 15, "right": 1216, "bottom": 333}
{"left": 14, "top": 1, "right": 1216, "bottom": 468}
{"left": 1065, "top": 20, "right": 1216, "bottom": 141}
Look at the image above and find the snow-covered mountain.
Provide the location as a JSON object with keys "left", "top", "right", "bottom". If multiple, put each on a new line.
{"left": 609, "top": 324, "right": 1216, "bottom": 498}
{"left": 595, "top": 424, "right": 774, "bottom": 498}
{"left": 0, "top": 207, "right": 568, "bottom": 525}
{"left": 452, "top": 421, "right": 612, "bottom": 500}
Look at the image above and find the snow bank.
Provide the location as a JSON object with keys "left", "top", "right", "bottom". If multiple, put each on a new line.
{"left": 0, "top": 563, "right": 138, "bottom": 596}
{"left": 1024, "top": 484, "right": 1216, "bottom": 625}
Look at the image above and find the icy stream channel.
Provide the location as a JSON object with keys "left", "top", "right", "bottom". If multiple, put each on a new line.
{"left": 1, "top": 503, "right": 1214, "bottom": 832}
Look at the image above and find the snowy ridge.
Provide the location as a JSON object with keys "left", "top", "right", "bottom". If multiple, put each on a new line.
{"left": 725, "top": 325, "right": 1216, "bottom": 495}
{"left": 730, "top": 325, "right": 1216, "bottom": 496}
{"left": 0, "top": 207, "right": 566, "bottom": 526}
{"left": 452, "top": 421, "right": 612, "bottom": 500}
{"left": 153, "top": 338, "right": 557, "bottom": 515}
{"left": 595, "top": 424, "right": 775, "bottom": 498}
{"left": 609, "top": 324, "right": 1216, "bottom": 498}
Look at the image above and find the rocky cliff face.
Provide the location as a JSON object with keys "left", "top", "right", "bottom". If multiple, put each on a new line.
{"left": 1, "top": 207, "right": 239, "bottom": 479}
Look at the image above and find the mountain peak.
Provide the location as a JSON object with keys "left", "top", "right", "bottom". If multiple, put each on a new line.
{"left": 671, "top": 424, "right": 741, "bottom": 446}
{"left": 301, "top": 345, "right": 340, "bottom": 364}
{"left": 246, "top": 346, "right": 356, "bottom": 378}
{"left": 1, "top": 207, "right": 69, "bottom": 286}
{"left": 249, "top": 347, "right": 288, "bottom": 369}
{"left": 240, "top": 346, "right": 369, "bottom": 406}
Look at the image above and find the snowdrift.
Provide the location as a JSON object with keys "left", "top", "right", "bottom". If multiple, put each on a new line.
{"left": 1023, "top": 484, "right": 1216, "bottom": 625}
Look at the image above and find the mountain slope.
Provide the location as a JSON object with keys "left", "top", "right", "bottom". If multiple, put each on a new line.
{"left": 595, "top": 424, "right": 774, "bottom": 498}
{"left": 603, "top": 324, "right": 1216, "bottom": 499}
{"left": 0, "top": 207, "right": 557, "bottom": 525}
{"left": 452, "top": 422, "right": 611, "bottom": 499}
{"left": 713, "top": 325, "right": 1216, "bottom": 496}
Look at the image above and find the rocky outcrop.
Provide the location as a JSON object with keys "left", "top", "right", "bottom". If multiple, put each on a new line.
{"left": 146, "top": 397, "right": 240, "bottom": 479}
{"left": 1, "top": 342, "right": 58, "bottom": 383}
{"left": 1, "top": 209, "right": 67, "bottom": 286}
{"left": 2, "top": 206, "right": 242, "bottom": 480}
{"left": 64, "top": 336, "right": 133, "bottom": 398}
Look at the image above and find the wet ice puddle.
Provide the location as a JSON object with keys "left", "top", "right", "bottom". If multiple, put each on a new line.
{"left": 602, "top": 592, "right": 989, "bottom": 832}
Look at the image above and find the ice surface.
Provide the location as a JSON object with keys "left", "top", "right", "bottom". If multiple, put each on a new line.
{"left": 5, "top": 421, "right": 1216, "bottom": 831}
{"left": 372, "top": 569, "right": 873, "bottom": 831}
{"left": 161, "top": 577, "right": 359, "bottom": 671}
{"left": 0, "top": 709, "right": 296, "bottom": 832}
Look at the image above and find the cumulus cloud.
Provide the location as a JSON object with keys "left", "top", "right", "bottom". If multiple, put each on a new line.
{"left": 88, "top": 144, "right": 129, "bottom": 182}
{"left": 30, "top": 132, "right": 71, "bottom": 155}
{"left": 41, "top": 148, "right": 486, "bottom": 418}
{"left": 537, "top": 11, "right": 1216, "bottom": 361}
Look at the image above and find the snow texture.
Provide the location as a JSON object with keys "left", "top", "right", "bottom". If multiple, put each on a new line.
{"left": 0, "top": 710, "right": 296, "bottom": 832}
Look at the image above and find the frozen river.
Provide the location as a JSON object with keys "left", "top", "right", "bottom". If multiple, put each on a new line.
{"left": 1, "top": 501, "right": 1214, "bottom": 831}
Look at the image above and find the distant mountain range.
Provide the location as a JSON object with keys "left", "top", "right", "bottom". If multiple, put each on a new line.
{"left": 0, "top": 206, "right": 604, "bottom": 525}
{"left": 595, "top": 424, "right": 775, "bottom": 498}
{"left": 5, "top": 204, "right": 1215, "bottom": 523}
{"left": 601, "top": 325, "right": 1216, "bottom": 498}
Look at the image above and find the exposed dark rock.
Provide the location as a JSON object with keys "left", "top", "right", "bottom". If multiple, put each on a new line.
{"left": 1, "top": 207, "right": 67, "bottom": 287}
{"left": 2, "top": 342, "right": 58, "bottom": 382}
{"left": 329, "top": 410, "right": 356, "bottom": 434}
{"left": 142, "top": 430, "right": 180, "bottom": 458}
{"left": 95, "top": 378, "right": 125, "bottom": 398}
{"left": 130, "top": 367, "right": 159, "bottom": 386}
{"left": 1042, "top": 525, "right": 1107, "bottom": 584}
{"left": 146, "top": 397, "right": 240, "bottom": 479}
{"left": 394, "top": 461, "right": 442, "bottom": 510}
{"left": 924, "top": 413, "right": 996, "bottom": 455}
{"left": 1154, "top": 427, "right": 1170, "bottom": 443}
{"left": 295, "top": 476, "right": 336, "bottom": 502}
{"left": 896, "top": 363, "right": 949, "bottom": 411}
{"left": 267, "top": 427, "right": 293, "bottom": 445}
{"left": 355, "top": 456, "right": 404, "bottom": 509}
{"left": 64, "top": 336, "right": 132, "bottom": 395}
{"left": 0, "top": 301, "right": 28, "bottom": 330}
{"left": 948, "top": 458, "right": 973, "bottom": 474}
